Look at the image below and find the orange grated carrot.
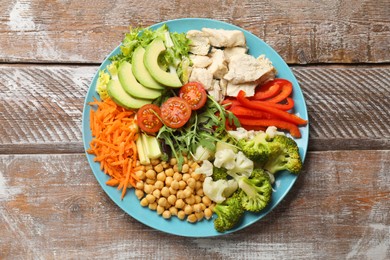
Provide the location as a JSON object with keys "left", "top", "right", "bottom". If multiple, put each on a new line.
{"left": 88, "top": 97, "right": 140, "bottom": 200}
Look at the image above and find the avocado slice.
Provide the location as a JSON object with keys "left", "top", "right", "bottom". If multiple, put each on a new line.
{"left": 144, "top": 39, "right": 183, "bottom": 88}
{"left": 118, "top": 61, "right": 162, "bottom": 100}
{"left": 132, "top": 46, "right": 165, "bottom": 90}
{"left": 107, "top": 79, "right": 152, "bottom": 109}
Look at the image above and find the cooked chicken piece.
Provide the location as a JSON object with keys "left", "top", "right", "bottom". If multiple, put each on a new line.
{"left": 208, "top": 79, "right": 223, "bottom": 102}
{"left": 186, "top": 30, "right": 211, "bottom": 55}
{"left": 207, "top": 49, "right": 228, "bottom": 79}
{"left": 189, "top": 67, "right": 213, "bottom": 90}
{"left": 223, "top": 47, "right": 248, "bottom": 62}
{"left": 226, "top": 81, "right": 258, "bottom": 97}
{"left": 201, "top": 28, "right": 246, "bottom": 48}
{"left": 224, "top": 53, "right": 275, "bottom": 84}
{"left": 256, "top": 55, "right": 277, "bottom": 85}
{"left": 189, "top": 54, "right": 212, "bottom": 68}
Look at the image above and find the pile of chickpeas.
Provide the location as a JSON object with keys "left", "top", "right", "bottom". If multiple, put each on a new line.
{"left": 134, "top": 157, "right": 215, "bottom": 223}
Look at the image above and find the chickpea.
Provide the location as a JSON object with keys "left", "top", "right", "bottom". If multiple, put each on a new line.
{"left": 135, "top": 170, "right": 146, "bottom": 180}
{"left": 145, "top": 169, "right": 156, "bottom": 180}
{"left": 173, "top": 164, "right": 179, "bottom": 172}
{"left": 173, "top": 172, "right": 182, "bottom": 181}
{"left": 154, "top": 164, "right": 164, "bottom": 173}
{"left": 168, "top": 186, "right": 177, "bottom": 195}
{"left": 135, "top": 181, "right": 144, "bottom": 190}
{"left": 187, "top": 178, "right": 196, "bottom": 189}
{"left": 182, "top": 164, "right": 190, "bottom": 173}
{"left": 156, "top": 172, "right": 166, "bottom": 182}
{"left": 194, "top": 195, "right": 202, "bottom": 204}
{"left": 144, "top": 184, "right": 154, "bottom": 194}
{"left": 185, "top": 196, "right": 195, "bottom": 205}
{"left": 169, "top": 157, "right": 177, "bottom": 166}
{"left": 170, "top": 180, "right": 180, "bottom": 190}
{"left": 202, "top": 196, "right": 211, "bottom": 207}
{"left": 177, "top": 210, "right": 186, "bottom": 220}
{"left": 135, "top": 189, "right": 144, "bottom": 200}
{"left": 196, "top": 187, "right": 204, "bottom": 196}
{"left": 150, "top": 159, "right": 160, "bottom": 166}
{"left": 148, "top": 202, "right": 157, "bottom": 210}
{"left": 195, "top": 180, "right": 202, "bottom": 190}
{"left": 146, "top": 194, "right": 156, "bottom": 204}
{"left": 167, "top": 194, "right": 177, "bottom": 205}
{"left": 182, "top": 173, "right": 190, "bottom": 182}
{"left": 157, "top": 205, "right": 165, "bottom": 215}
{"left": 195, "top": 211, "right": 204, "bottom": 221}
{"left": 193, "top": 203, "right": 202, "bottom": 213}
{"left": 152, "top": 189, "right": 161, "bottom": 199}
{"left": 145, "top": 178, "right": 155, "bottom": 185}
{"left": 187, "top": 214, "right": 197, "bottom": 223}
{"left": 161, "top": 187, "right": 170, "bottom": 198}
{"left": 175, "top": 199, "right": 185, "bottom": 209}
{"left": 191, "top": 162, "right": 200, "bottom": 170}
{"left": 184, "top": 205, "right": 193, "bottom": 215}
{"left": 161, "top": 161, "right": 169, "bottom": 169}
{"left": 191, "top": 172, "right": 201, "bottom": 181}
{"left": 165, "top": 176, "right": 173, "bottom": 187}
{"left": 176, "top": 190, "right": 184, "bottom": 199}
{"left": 178, "top": 180, "right": 187, "bottom": 190}
{"left": 154, "top": 180, "right": 164, "bottom": 190}
{"left": 144, "top": 165, "right": 153, "bottom": 171}
{"left": 140, "top": 198, "right": 148, "bottom": 207}
{"left": 165, "top": 168, "right": 174, "bottom": 177}
{"left": 204, "top": 208, "right": 213, "bottom": 219}
{"left": 158, "top": 197, "right": 168, "bottom": 208}
{"left": 162, "top": 210, "right": 171, "bottom": 219}
{"left": 169, "top": 207, "right": 178, "bottom": 216}
{"left": 183, "top": 187, "right": 193, "bottom": 198}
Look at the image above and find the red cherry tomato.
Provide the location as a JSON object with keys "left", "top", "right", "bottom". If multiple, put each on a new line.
{"left": 179, "top": 82, "right": 207, "bottom": 110}
{"left": 136, "top": 104, "right": 163, "bottom": 134}
{"left": 160, "top": 97, "right": 192, "bottom": 128}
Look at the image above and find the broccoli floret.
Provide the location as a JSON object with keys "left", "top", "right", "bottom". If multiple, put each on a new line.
{"left": 263, "top": 135, "right": 303, "bottom": 175}
{"left": 213, "top": 191, "right": 244, "bottom": 232}
{"left": 237, "top": 132, "right": 270, "bottom": 165}
{"left": 238, "top": 168, "right": 272, "bottom": 212}
{"left": 212, "top": 166, "right": 228, "bottom": 181}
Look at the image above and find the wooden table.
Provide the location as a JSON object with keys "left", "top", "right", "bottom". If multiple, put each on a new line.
{"left": 1, "top": 1, "right": 389, "bottom": 259}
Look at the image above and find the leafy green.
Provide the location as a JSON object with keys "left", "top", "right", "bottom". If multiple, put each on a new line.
{"left": 157, "top": 95, "right": 240, "bottom": 170}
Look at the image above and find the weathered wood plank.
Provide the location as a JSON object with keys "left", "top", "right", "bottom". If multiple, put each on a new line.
{"left": 0, "top": 0, "right": 389, "bottom": 64}
{"left": 1, "top": 65, "right": 389, "bottom": 153}
{"left": 0, "top": 151, "right": 389, "bottom": 259}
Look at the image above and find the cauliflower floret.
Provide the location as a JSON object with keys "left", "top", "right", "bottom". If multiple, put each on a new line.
{"left": 203, "top": 177, "right": 238, "bottom": 203}
{"left": 195, "top": 160, "right": 213, "bottom": 177}
{"left": 213, "top": 149, "right": 236, "bottom": 170}
{"left": 227, "top": 151, "right": 254, "bottom": 178}
{"left": 192, "top": 145, "right": 214, "bottom": 162}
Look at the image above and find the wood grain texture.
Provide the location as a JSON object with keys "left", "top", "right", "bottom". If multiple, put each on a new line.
{"left": 0, "top": 152, "right": 389, "bottom": 259}
{"left": 1, "top": 65, "right": 389, "bottom": 154}
{"left": 0, "top": 0, "right": 389, "bottom": 64}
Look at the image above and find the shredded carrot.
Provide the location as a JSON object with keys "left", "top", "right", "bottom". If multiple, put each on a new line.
{"left": 87, "top": 97, "right": 140, "bottom": 200}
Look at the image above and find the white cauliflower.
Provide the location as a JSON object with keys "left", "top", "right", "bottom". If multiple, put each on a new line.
{"left": 194, "top": 160, "right": 213, "bottom": 177}
{"left": 192, "top": 145, "right": 214, "bottom": 162}
{"left": 203, "top": 177, "right": 238, "bottom": 203}
{"left": 213, "top": 149, "right": 236, "bottom": 170}
{"left": 227, "top": 151, "right": 254, "bottom": 178}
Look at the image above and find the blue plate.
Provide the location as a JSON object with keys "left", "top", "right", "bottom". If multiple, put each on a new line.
{"left": 82, "top": 18, "right": 309, "bottom": 237}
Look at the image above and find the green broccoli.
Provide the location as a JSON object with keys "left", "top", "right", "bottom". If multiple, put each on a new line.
{"left": 213, "top": 191, "right": 244, "bottom": 232}
{"left": 212, "top": 166, "right": 228, "bottom": 181}
{"left": 237, "top": 132, "right": 270, "bottom": 164}
{"left": 238, "top": 168, "right": 272, "bottom": 212}
{"left": 263, "top": 135, "right": 303, "bottom": 175}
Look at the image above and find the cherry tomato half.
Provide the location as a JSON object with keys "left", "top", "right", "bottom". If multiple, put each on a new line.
{"left": 136, "top": 104, "right": 163, "bottom": 134}
{"left": 160, "top": 97, "right": 192, "bottom": 129}
{"left": 179, "top": 82, "right": 207, "bottom": 110}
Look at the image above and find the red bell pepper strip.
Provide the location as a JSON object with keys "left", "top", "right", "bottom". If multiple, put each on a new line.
{"left": 229, "top": 105, "right": 279, "bottom": 119}
{"left": 265, "top": 79, "right": 293, "bottom": 103}
{"left": 238, "top": 118, "right": 302, "bottom": 138}
{"left": 237, "top": 90, "right": 307, "bottom": 126}
{"left": 253, "top": 80, "right": 282, "bottom": 100}
{"left": 250, "top": 97, "right": 295, "bottom": 111}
